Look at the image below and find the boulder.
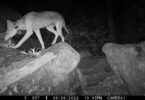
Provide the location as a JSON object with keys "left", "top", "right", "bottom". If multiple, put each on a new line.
{"left": 102, "top": 42, "right": 145, "bottom": 95}
{"left": 0, "top": 42, "right": 81, "bottom": 95}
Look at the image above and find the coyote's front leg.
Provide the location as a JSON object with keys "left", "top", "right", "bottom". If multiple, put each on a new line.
{"left": 34, "top": 29, "right": 45, "bottom": 49}
{"left": 13, "top": 29, "right": 33, "bottom": 48}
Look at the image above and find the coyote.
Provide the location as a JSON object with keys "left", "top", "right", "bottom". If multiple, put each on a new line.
{"left": 5, "top": 11, "right": 69, "bottom": 49}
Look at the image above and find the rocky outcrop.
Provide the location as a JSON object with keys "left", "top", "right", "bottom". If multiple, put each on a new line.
{"left": 102, "top": 42, "right": 145, "bottom": 95}
{"left": 0, "top": 42, "right": 81, "bottom": 95}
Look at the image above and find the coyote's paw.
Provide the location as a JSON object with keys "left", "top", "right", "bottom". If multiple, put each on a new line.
{"left": 3, "top": 39, "right": 16, "bottom": 48}
{"left": 9, "top": 45, "right": 16, "bottom": 48}
{"left": 2, "top": 42, "right": 15, "bottom": 48}
{"left": 7, "top": 43, "right": 15, "bottom": 48}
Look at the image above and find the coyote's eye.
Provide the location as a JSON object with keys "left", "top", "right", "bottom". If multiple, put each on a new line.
{"left": 15, "top": 26, "right": 18, "bottom": 29}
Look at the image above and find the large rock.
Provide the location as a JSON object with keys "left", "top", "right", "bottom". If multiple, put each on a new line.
{"left": 0, "top": 42, "right": 81, "bottom": 95}
{"left": 102, "top": 42, "right": 145, "bottom": 95}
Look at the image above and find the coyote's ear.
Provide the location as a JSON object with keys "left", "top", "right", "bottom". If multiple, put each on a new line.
{"left": 7, "top": 20, "right": 13, "bottom": 28}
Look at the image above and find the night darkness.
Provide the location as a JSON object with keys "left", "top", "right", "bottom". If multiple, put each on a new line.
{"left": 0, "top": 0, "right": 107, "bottom": 18}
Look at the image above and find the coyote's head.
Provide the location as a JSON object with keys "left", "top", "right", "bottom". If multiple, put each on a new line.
{"left": 5, "top": 20, "right": 19, "bottom": 41}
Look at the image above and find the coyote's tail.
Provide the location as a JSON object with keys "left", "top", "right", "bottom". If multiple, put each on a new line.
{"left": 63, "top": 21, "right": 69, "bottom": 34}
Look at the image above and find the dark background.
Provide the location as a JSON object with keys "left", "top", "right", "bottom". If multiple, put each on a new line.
{"left": 0, "top": 0, "right": 105, "bottom": 16}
